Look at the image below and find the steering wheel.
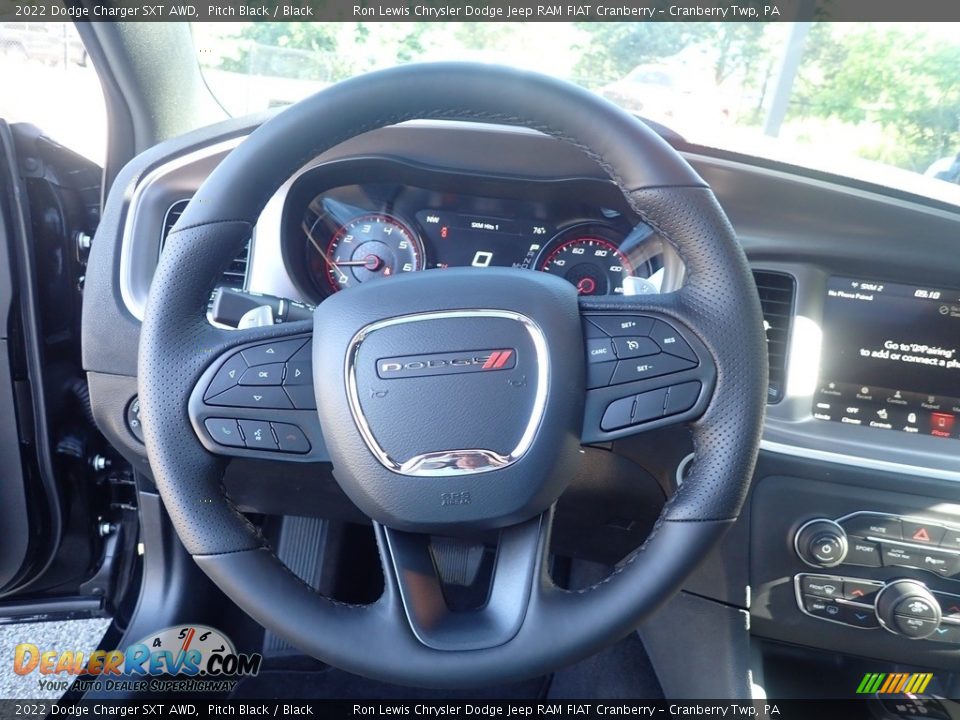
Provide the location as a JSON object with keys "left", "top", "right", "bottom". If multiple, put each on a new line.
{"left": 138, "top": 63, "right": 766, "bottom": 688}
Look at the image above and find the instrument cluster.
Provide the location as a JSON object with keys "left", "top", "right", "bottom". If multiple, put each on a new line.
{"left": 280, "top": 160, "right": 671, "bottom": 302}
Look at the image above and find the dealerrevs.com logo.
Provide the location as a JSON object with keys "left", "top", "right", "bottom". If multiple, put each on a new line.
{"left": 13, "top": 625, "right": 261, "bottom": 694}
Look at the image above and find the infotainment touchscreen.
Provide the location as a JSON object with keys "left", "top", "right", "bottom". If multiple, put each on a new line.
{"left": 814, "top": 276, "right": 960, "bottom": 438}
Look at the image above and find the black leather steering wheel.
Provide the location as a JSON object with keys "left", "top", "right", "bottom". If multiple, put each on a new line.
{"left": 138, "top": 63, "right": 767, "bottom": 688}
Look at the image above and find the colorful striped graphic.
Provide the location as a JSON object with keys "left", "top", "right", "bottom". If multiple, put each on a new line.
{"left": 856, "top": 672, "right": 933, "bottom": 695}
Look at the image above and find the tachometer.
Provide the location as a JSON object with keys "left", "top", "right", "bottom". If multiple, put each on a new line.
{"left": 539, "top": 231, "right": 634, "bottom": 296}
{"left": 306, "top": 213, "right": 424, "bottom": 293}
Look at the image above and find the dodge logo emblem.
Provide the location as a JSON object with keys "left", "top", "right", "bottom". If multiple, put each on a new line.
{"left": 377, "top": 349, "right": 516, "bottom": 379}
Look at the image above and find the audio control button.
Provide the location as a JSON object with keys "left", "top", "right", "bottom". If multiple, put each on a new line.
{"left": 795, "top": 519, "right": 848, "bottom": 568}
{"left": 841, "top": 514, "right": 902, "bottom": 541}
{"left": 812, "top": 535, "right": 845, "bottom": 565}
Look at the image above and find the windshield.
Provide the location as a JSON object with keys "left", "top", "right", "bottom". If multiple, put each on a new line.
{"left": 193, "top": 21, "right": 960, "bottom": 205}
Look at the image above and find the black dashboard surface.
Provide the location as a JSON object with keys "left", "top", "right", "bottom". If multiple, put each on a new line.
{"left": 82, "top": 117, "right": 960, "bottom": 482}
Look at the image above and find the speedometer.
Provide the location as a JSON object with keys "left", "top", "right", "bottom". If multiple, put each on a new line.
{"left": 539, "top": 230, "right": 634, "bottom": 296}
{"left": 306, "top": 213, "right": 424, "bottom": 294}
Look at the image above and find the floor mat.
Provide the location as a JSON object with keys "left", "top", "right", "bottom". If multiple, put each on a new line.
{"left": 0, "top": 618, "right": 111, "bottom": 699}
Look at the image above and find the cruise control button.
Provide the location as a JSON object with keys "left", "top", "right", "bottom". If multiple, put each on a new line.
{"left": 843, "top": 579, "right": 882, "bottom": 602}
{"left": 238, "top": 419, "right": 277, "bottom": 450}
{"left": 840, "top": 605, "right": 880, "bottom": 629}
{"left": 664, "top": 381, "right": 701, "bottom": 416}
{"left": 241, "top": 338, "right": 308, "bottom": 366}
{"left": 902, "top": 520, "right": 945, "bottom": 545}
{"left": 803, "top": 594, "right": 842, "bottom": 620}
{"left": 239, "top": 363, "right": 284, "bottom": 386}
{"left": 610, "top": 353, "right": 696, "bottom": 385}
{"left": 283, "top": 361, "right": 312, "bottom": 386}
{"left": 612, "top": 336, "right": 659, "bottom": 359}
{"left": 204, "top": 418, "right": 244, "bottom": 448}
{"left": 800, "top": 575, "right": 842, "bottom": 599}
{"left": 633, "top": 387, "right": 669, "bottom": 423}
{"left": 271, "top": 422, "right": 311, "bottom": 454}
{"left": 586, "top": 315, "right": 654, "bottom": 337}
{"left": 586, "top": 361, "right": 616, "bottom": 389}
{"left": 841, "top": 514, "right": 902, "bottom": 541}
{"left": 207, "top": 386, "right": 293, "bottom": 409}
{"left": 586, "top": 338, "right": 616, "bottom": 364}
{"left": 204, "top": 354, "right": 248, "bottom": 400}
{"left": 845, "top": 539, "right": 882, "bottom": 567}
{"left": 283, "top": 385, "right": 317, "bottom": 410}
{"left": 648, "top": 320, "right": 698, "bottom": 362}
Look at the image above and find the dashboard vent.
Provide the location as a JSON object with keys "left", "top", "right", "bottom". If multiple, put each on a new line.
{"left": 161, "top": 199, "right": 250, "bottom": 289}
{"left": 752, "top": 270, "right": 796, "bottom": 404}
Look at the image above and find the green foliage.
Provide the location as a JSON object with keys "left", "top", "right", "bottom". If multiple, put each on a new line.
{"left": 792, "top": 24, "right": 960, "bottom": 171}
{"left": 571, "top": 23, "right": 696, "bottom": 86}
{"left": 213, "top": 20, "right": 960, "bottom": 175}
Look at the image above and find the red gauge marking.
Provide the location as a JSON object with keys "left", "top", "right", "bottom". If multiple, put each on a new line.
{"left": 539, "top": 237, "right": 634, "bottom": 274}
{"left": 576, "top": 277, "right": 597, "bottom": 295}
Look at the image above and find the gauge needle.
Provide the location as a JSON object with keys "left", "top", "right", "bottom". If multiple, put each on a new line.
{"left": 303, "top": 222, "right": 349, "bottom": 284}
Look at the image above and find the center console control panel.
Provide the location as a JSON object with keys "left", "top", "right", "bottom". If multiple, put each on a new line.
{"left": 751, "top": 475, "right": 960, "bottom": 670}
{"left": 796, "top": 573, "right": 960, "bottom": 643}
{"left": 794, "top": 512, "right": 960, "bottom": 579}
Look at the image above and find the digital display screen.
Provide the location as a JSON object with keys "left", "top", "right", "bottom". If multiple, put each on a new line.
{"left": 416, "top": 210, "right": 551, "bottom": 270}
{"left": 814, "top": 277, "right": 960, "bottom": 438}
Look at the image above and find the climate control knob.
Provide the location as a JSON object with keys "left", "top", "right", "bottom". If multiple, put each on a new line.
{"left": 794, "top": 518, "right": 848, "bottom": 568}
{"left": 875, "top": 580, "right": 942, "bottom": 639}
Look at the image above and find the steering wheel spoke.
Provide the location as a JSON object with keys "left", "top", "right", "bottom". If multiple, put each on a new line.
{"left": 375, "top": 511, "right": 550, "bottom": 652}
{"left": 579, "top": 292, "right": 717, "bottom": 444}
{"left": 187, "top": 324, "right": 328, "bottom": 461}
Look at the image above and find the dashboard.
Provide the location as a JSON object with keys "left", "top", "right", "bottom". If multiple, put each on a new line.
{"left": 82, "top": 114, "right": 960, "bottom": 691}
{"left": 281, "top": 161, "right": 668, "bottom": 302}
